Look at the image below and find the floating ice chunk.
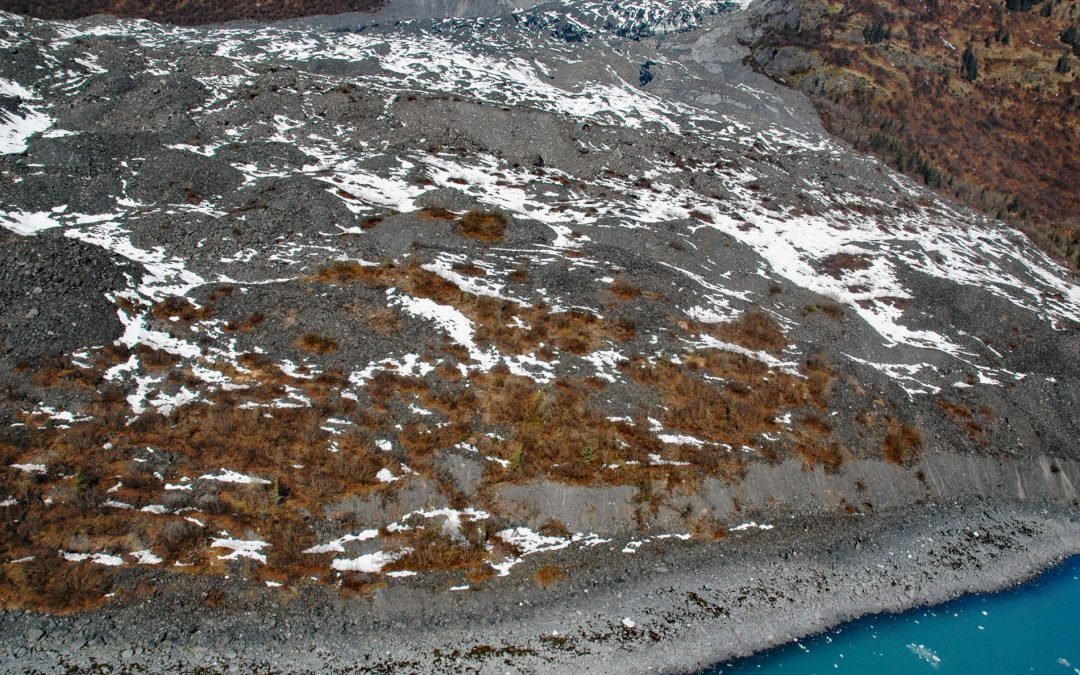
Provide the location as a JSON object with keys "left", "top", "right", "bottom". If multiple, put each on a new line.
{"left": 621, "top": 617, "right": 636, "bottom": 629}
{"left": 386, "top": 570, "right": 417, "bottom": 578}
{"left": 906, "top": 643, "right": 941, "bottom": 669}
{"left": 211, "top": 538, "right": 269, "bottom": 563}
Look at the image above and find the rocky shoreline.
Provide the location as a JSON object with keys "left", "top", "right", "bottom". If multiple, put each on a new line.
{"left": 1, "top": 497, "right": 1076, "bottom": 673}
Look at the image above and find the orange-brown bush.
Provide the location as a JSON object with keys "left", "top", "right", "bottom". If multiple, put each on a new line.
{"left": 751, "top": 0, "right": 1080, "bottom": 269}
{"left": 310, "top": 261, "right": 632, "bottom": 356}
{"left": 884, "top": 419, "right": 923, "bottom": 466}
{"left": 694, "top": 311, "right": 789, "bottom": 353}
{"left": 460, "top": 210, "right": 508, "bottom": 242}
{"left": 296, "top": 333, "right": 339, "bottom": 354}
{"left": 535, "top": 564, "right": 565, "bottom": 587}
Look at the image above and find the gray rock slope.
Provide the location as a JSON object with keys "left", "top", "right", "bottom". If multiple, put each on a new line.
{"left": 0, "top": 0, "right": 1077, "bottom": 671}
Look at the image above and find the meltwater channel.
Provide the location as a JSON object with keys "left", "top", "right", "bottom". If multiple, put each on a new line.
{"left": 709, "top": 556, "right": 1080, "bottom": 674}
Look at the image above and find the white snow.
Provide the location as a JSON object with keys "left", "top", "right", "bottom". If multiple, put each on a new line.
{"left": 0, "top": 210, "right": 62, "bottom": 236}
{"left": 10, "top": 463, "right": 46, "bottom": 474}
{"left": 129, "top": 549, "right": 164, "bottom": 564}
{"left": 304, "top": 529, "right": 379, "bottom": 554}
{"left": 331, "top": 549, "right": 408, "bottom": 573}
{"left": 61, "top": 551, "right": 126, "bottom": 566}
{"left": 0, "top": 78, "right": 52, "bottom": 154}
{"left": 198, "top": 469, "right": 272, "bottom": 485}
{"left": 376, "top": 468, "right": 402, "bottom": 483}
{"left": 731, "top": 521, "right": 775, "bottom": 531}
{"left": 496, "top": 527, "right": 572, "bottom": 555}
{"left": 210, "top": 537, "right": 270, "bottom": 563}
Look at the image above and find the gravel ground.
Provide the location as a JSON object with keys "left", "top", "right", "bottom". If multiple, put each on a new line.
{"left": 1, "top": 498, "right": 1077, "bottom": 673}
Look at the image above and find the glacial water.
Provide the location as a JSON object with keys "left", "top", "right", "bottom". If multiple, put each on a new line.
{"left": 709, "top": 556, "right": 1080, "bottom": 674}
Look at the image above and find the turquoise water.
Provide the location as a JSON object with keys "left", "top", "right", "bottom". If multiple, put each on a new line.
{"left": 709, "top": 556, "right": 1080, "bottom": 674}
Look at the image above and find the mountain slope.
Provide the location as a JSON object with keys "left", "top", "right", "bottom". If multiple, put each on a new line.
{"left": 748, "top": 0, "right": 1080, "bottom": 270}
{"left": 0, "top": 2, "right": 1078, "bottom": 669}
{"left": 0, "top": 0, "right": 385, "bottom": 25}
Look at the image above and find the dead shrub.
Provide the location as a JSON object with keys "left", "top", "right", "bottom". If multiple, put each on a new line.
{"left": 884, "top": 420, "right": 923, "bottom": 466}
{"left": 704, "top": 311, "right": 789, "bottom": 352}
{"left": 420, "top": 207, "right": 458, "bottom": 221}
{"left": 451, "top": 262, "right": 487, "bottom": 277}
{"left": 460, "top": 210, "right": 508, "bottom": 242}
{"left": 386, "top": 528, "right": 488, "bottom": 572}
{"left": 796, "top": 439, "right": 846, "bottom": 473}
{"left": 610, "top": 278, "right": 642, "bottom": 300}
{"left": 152, "top": 296, "right": 214, "bottom": 323}
{"left": 535, "top": 564, "right": 565, "bottom": 588}
{"left": 296, "top": 333, "right": 339, "bottom": 354}
{"left": 154, "top": 519, "right": 208, "bottom": 561}
{"left": 537, "top": 519, "right": 571, "bottom": 538}
{"left": 366, "top": 308, "right": 401, "bottom": 335}
{"left": 821, "top": 252, "right": 872, "bottom": 278}
{"left": 1, "top": 553, "right": 113, "bottom": 613}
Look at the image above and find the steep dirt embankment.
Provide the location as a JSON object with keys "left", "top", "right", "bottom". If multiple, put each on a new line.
{"left": 749, "top": 0, "right": 1080, "bottom": 270}
{"left": 0, "top": 0, "right": 384, "bottom": 25}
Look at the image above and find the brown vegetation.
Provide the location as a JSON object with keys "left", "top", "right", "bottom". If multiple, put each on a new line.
{"left": 311, "top": 261, "right": 633, "bottom": 356}
{"left": 821, "top": 252, "right": 872, "bottom": 278}
{"left": 685, "top": 310, "right": 790, "bottom": 353}
{"left": 1, "top": 0, "right": 385, "bottom": 25}
{"left": 883, "top": 419, "right": 923, "bottom": 466}
{"left": 752, "top": 0, "right": 1080, "bottom": 269}
{"left": 296, "top": 333, "right": 340, "bottom": 354}
{"left": 535, "top": 564, "right": 565, "bottom": 587}
{"left": 460, "top": 210, "right": 508, "bottom": 243}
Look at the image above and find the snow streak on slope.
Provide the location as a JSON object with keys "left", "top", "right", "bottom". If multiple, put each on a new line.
{"left": 0, "top": 3, "right": 1077, "bottom": 399}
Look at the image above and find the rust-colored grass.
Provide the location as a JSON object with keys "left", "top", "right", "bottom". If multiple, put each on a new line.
{"left": 690, "top": 311, "right": 789, "bottom": 353}
{"left": 310, "top": 261, "right": 632, "bottom": 356}
{"left": 296, "top": 333, "right": 339, "bottom": 354}
{"left": 884, "top": 419, "right": 923, "bottom": 466}
{"left": 420, "top": 207, "right": 458, "bottom": 221}
{"left": 535, "top": 564, "right": 565, "bottom": 588}
{"left": 460, "top": 210, "right": 508, "bottom": 242}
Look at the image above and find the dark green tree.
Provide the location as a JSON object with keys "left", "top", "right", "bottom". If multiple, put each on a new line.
{"left": 962, "top": 43, "right": 979, "bottom": 82}
{"left": 863, "top": 20, "right": 891, "bottom": 45}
